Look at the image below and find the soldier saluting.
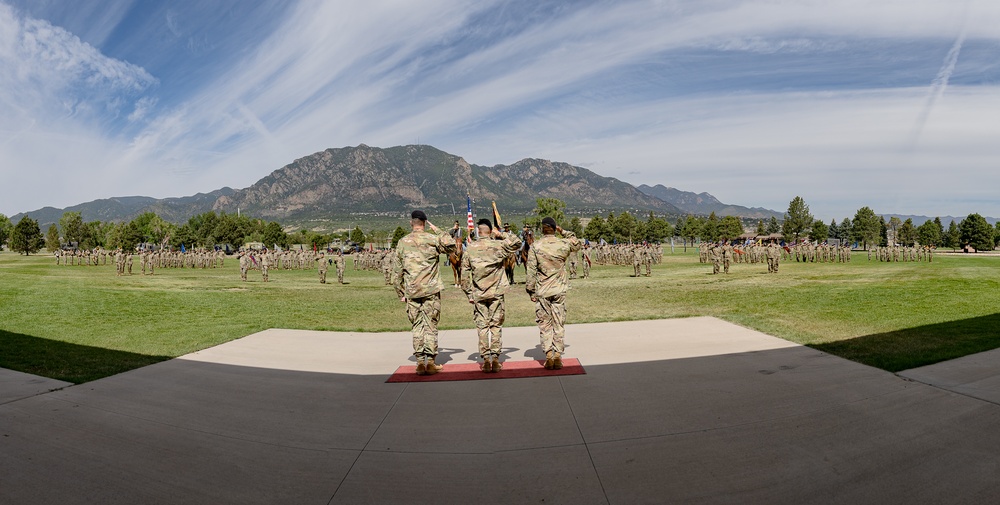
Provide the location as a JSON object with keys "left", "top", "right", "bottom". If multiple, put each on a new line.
{"left": 391, "top": 210, "right": 457, "bottom": 375}
{"left": 526, "top": 217, "right": 581, "bottom": 370}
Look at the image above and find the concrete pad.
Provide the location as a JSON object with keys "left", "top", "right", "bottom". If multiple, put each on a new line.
{"left": 0, "top": 367, "right": 71, "bottom": 405}
{"left": 3, "top": 317, "right": 1000, "bottom": 504}
{"left": 899, "top": 347, "right": 1000, "bottom": 404}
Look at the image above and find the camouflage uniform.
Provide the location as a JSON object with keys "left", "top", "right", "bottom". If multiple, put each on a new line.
{"left": 526, "top": 229, "right": 581, "bottom": 366}
{"left": 392, "top": 226, "right": 456, "bottom": 366}
{"left": 316, "top": 253, "right": 328, "bottom": 283}
{"left": 461, "top": 231, "right": 522, "bottom": 368}
{"left": 335, "top": 253, "right": 346, "bottom": 283}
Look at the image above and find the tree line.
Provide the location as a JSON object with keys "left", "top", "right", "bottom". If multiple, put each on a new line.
{"left": 2, "top": 195, "right": 999, "bottom": 255}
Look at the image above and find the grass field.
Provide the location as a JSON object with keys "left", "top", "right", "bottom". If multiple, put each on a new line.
{"left": 2, "top": 250, "right": 999, "bottom": 383}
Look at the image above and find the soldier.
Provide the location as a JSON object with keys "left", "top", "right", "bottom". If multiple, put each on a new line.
{"left": 710, "top": 242, "right": 721, "bottom": 274}
{"left": 335, "top": 250, "right": 346, "bottom": 284}
{"left": 461, "top": 219, "right": 522, "bottom": 373}
{"left": 261, "top": 249, "right": 271, "bottom": 282}
{"left": 581, "top": 244, "right": 591, "bottom": 278}
{"left": 239, "top": 251, "right": 249, "bottom": 281}
{"left": 526, "top": 217, "right": 581, "bottom": 370}
{"left": 391, "top": 210, "right": 456, "bottom": 375}
{"left": 632, "top": 245, "right": 642, "bottom": 277}
{"left": 643, "top": 244, "right": 652, "bottom": 276}
{"left": 722, "top": 240, "right": 733, "bottom": 274}
{"left": 316, "top": 252, "right": 328, "bottom": 283}
{"left": 766, "top": 241, "right": 780, "bottom": 273}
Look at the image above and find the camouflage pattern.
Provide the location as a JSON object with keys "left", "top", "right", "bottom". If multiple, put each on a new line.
{"left": 473, "top": 296, "right": 505, "bottom": 359}
{"left": 407, "top": 293, "right": 442, "bottom": 358}
{"left": 526, "top": 229, "right": 581, "bottom": 356}
{"left": 391, "top": 229, "right": 455, "bottom": 300}
{"left": 525, "top": 230, "right": 581, "bottom": 299}
{"left": 460, "top": 231, "right": 522, "bottom": 302}
{"left": 461, "top": 231, "right": 522, "bottom": 359}
{"left": 392, "top": 226, "right": 456, "bottom": 360}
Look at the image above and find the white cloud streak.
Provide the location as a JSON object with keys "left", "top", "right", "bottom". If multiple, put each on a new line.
{"left": 3, "top": 0, "right": 1000, "bottom": 220}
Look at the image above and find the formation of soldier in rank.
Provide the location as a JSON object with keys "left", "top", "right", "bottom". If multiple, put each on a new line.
{"left": 392, "top": 211, "right": 580, "bottom": 375}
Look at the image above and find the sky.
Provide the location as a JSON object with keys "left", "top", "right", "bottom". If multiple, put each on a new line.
{"left": 1, "top": 0, "right": 999, "bottom": 222}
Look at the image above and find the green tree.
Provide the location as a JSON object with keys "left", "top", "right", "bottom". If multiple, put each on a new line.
{"left": 262, "top": 221, "right": 288, "bottom": 249}
{"left": 897, "top": 218, "right": 917, "bottom": 246}
{"left": 718, "top": 215, "right": 743, "bottom": 241}
{"left": 584, "top": 215, "right": 609, "bottom": 242}
{"left": 59, "top": 211, "right": 85, "bottom": 247}
{"left": 839, "top": 218, "right": 853, "bottom": 245}
{"left": 781, "top": 196, "right": 813, "bottom": 242}
{"left": 702, "top": 212, "right": 720, "bottom": 242}
{"left": 45, "top": 224, "right": 61, "bottom": 252}
{"left": 945, "top": 220, "right": 960, "bottom": 250}
{"left": 10, "top": 217, "right": 44, "bottom": 255}
{"left": 828, "top": 219, "right": 839, "bottom": 240}
{"left": 568, "top": 216, "right": 583, "bottom": 237}
{"left": 809, "top": 219, "right": 829, "bottom": 243}
{"left": 681, "top": 215, "right": 702, "bottom": 249}
{"left": 879, "top": 217, "right": 888, "bottom": 247}
{"left": 644, "top": 213, "right": 673, "bottom": 243}
{"left": 850, "top": 207, "right": 879, "bottom": 249}
{"left": 959, "top": 213, "right": 994, "bottom": 251}
{"left": 349, "top": 226, "right": 365, "bottom": 245}
{"left": 391, "top": 226, "right": 407, "bottom": 248}
{"left": 0, "top": 213, "right": 12, "bottom": 248}
{"left": 916, "top": 219, "right": 941, "bottom": 247}
{"left": 611, "top": 211, "right": 641, "bottom": 243}
{"left": 766, "top": 216, "right": 780, "bottom": 234}
{"left": 526, "top": 197, "right": 567, "bottom": 229}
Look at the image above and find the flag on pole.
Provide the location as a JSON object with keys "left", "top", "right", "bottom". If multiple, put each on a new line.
{"left": 466, "top": 195, "right": 474, "bottom": 234}
{"left": 491, "top": 201, "right": 502, "bottom": 230}
{"left": 181, "top": 243, "right": 186, "bottom": 253}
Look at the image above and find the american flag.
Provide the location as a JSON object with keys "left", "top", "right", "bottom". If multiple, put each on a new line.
{"left": 466, "top": 195, "right": 474, "bottom": 234}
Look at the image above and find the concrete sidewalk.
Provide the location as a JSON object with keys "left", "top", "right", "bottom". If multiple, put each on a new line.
{"left": 2, "top": 317, "right": 1000, "bottom": 504}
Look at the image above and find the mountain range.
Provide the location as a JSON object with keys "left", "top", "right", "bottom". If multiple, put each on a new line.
{"left": 13, "top": 144, "right": 782, "bottom": 228}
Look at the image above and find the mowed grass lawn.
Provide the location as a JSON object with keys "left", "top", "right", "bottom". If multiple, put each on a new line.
{"left": 2, "top": 250, "right": 999, "bottom": 383}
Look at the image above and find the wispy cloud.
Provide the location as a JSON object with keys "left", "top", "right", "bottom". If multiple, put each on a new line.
{"left": 3, "top": 0, "right": 1000, "bottom": 221}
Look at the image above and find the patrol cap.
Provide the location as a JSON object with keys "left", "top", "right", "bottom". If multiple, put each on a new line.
{"left": 541, "top": 217, "right": 558, "bottom": 229}
{"left": 411, "top": 210, "right": 428, "bottom": 221}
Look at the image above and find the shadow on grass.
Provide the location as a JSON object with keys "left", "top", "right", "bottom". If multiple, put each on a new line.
{"left": 0, "top": 330, "right": 170, "bottom": 384}
{"left": 811, "top": 313, "right": 1000, "bottom": 372}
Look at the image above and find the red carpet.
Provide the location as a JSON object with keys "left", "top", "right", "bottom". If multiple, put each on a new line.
{"left": 386, "top": 358, "right": 585, "bottom": 383}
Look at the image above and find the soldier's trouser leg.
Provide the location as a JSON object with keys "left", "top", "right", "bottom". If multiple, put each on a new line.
{"left": 337, "top": 268, "right": 344, "bottom": 283}
{"left": 712, "top": 260, "right": 720, "bottom": 274}
{"left": 320, "top": 270, "right": 326, "bottom": 283}
{"left": 474, "top": 296, "right": 505, "bottom": 359}
{"left": 633, "top": 263, "right": 640, "bottom": 276}
{"left": 582, "top": 263, "right": 589, "bottom": 278}
{"left": 723, "top": 259, "right": 729, "bottom": 274}
{"left": 408, "top": 294, "right": 441, "bottom": 360}
{"left": 645, "top": 262, "right": 651, "bottom": 276}
{"left": 535, "top": 294, "right": 567, "bottom": 356}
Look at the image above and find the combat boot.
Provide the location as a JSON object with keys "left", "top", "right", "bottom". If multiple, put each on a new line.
{"left": 426, "top": 357, "right": 442, "bottom": 375}
{"left": 415, "top": 359, "right": 427, "bottom": 376}
{"left": 491, "top": 356, "right": 502, "bottom": 373}
{"left": 481, "top": 359, "right": 492, "bottom": 373}
{"left": 544, "top": 351, "right": 555, "bottom": 370}
{"left": 552, "top": 352, "right": 563, "bottom": 370}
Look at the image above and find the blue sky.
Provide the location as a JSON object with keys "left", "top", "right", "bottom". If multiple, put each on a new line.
{"left": 2, "top": 0, "right": 999, "bottom": 221}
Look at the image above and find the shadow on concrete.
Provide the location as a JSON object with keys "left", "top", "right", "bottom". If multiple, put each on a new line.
{"left": 811, "top": 313, "right": 1000, "bottom": 372}
{"left": 4, "top": 344, "right": 1000, "bottom": 504}
{"left": 0, "top": 329, "right": 170, "bottom": 384}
